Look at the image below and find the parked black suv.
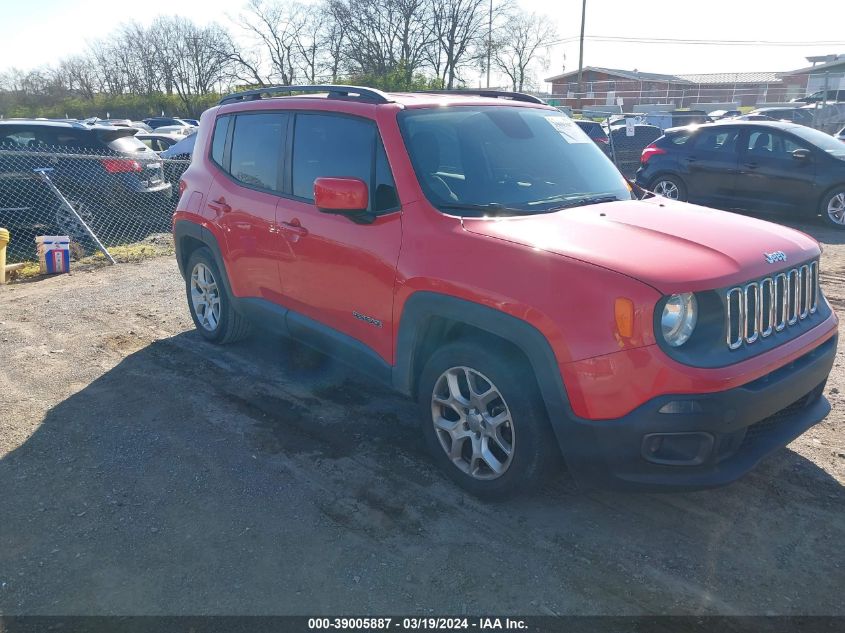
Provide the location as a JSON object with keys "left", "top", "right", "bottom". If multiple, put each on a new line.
{"left": 0, "top": 120, "right": 172, "bottom": 242}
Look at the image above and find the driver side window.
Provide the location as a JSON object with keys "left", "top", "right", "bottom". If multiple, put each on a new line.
{"left": 747, "top": 130, "right": 807, "bottom": 159}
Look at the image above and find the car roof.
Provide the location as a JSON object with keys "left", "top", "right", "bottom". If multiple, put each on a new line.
{"left": 136, "top": 132, "right": 182, "bottom": 139}
{"left": 752, "top": 107, "right": 801, "bottom": 113}
{"left": 0, "top": 119, "right": 118, "bottom": 132}
{"left": 217, "top": 90, "right": 552, "bottom": 113}
{"left": 664, "top": 119, "right": 804, "bottom": 134}
{"left": 0, "top": 119, "right": 84, "bottom": 128}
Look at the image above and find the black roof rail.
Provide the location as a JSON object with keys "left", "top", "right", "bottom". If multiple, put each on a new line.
{"left": 416, "top": 90, "right": 546, "bottom": 104}
{"left": 218, "top": 85, "right": 393, "bottom": 106}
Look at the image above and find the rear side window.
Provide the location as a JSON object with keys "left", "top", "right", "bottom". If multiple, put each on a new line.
{"left": 667, "top": 132, "right": 692, "bottom": 145}
{"left": 229, "top": 113, "right": 287, "bottom": 192}
{"left": 0, "top": 127, "right": 38, "bottom": 148}
{"left": 691, "top": 128, "right": 738, "bottom": 152}
{"left": 292, "top": 114, "right": 375, "bottom": 201}
{"left": 211, "top": 116, "right": 230, "bottom": 165}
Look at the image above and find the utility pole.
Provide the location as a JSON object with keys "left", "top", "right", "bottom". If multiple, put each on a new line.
{"left": 576, "top": 0, "right": 586, "bottom": 101}
{"left": 486, "top": 0, "right": 492, "bottom": 88}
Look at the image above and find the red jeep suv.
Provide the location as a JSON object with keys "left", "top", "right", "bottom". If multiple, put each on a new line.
{"left": 173, "top": 85, "right": 838, "bottom": 498}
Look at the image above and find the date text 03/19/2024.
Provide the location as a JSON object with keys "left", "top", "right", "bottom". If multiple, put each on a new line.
{"left": 307, "top": 617, "right": 528, "bottom": 630}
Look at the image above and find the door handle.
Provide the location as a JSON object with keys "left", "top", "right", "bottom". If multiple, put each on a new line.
{"left": 279, "top": 219, "right": 309, "bottom": 242}
{"left": 743, "top": 162, "right": 758, "bottom": 169}
{"left": 685, "top": 156, "right": 697, "bottom": 163}
{"left": 208, "top": 198, "right": 231, "bottom": 214}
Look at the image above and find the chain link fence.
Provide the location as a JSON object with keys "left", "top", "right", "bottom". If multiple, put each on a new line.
{"left": 566, "top": 112, "right": 665, "bottom": 180}
{"left": 0, "top": 145, "right": 190, "bottom": 266}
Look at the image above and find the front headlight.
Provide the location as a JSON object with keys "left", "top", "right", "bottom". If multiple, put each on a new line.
{"left": 661, "top": 293, "right": 698, "bottom": 347}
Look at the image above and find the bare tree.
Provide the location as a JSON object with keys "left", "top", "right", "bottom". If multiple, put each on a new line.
{"left": 215, "top": 29, "right": 269, "bottom": 88}
{"left": 331, "top": 0, "right": 435, "bottom": 81}
{"left": 58, "top": 55, "right": 98, "bottom": 99}
{"left": 291, "top": 5, "right": 326, "bottom": 83}
{"left": 494, "top": 12, "right": 555, "bottom": 91}
{"left": 321, "top": 2, "right": 347, "bottom": 82}
{"left": 429, "top": 0, "right": 486, "bottom": 88}
{"left": 237, "top": 0, "right": 306, "bottom": 85}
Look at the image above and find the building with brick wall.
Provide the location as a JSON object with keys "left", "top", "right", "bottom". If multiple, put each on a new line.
{"left": 544, "top": 59, "right": 843, "bottom": 110}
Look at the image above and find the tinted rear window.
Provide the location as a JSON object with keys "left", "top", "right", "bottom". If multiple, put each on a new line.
{"left": 229, "top": 113, "right": 287, "bottom": 191}
{"left": 211, "top": 116, "right": 230, "bottom": 166}
{"left": 663, "top": 131, "right": 692, "bottom": 145}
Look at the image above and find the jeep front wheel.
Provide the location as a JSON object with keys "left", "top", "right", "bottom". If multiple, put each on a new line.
{"left": 418, "top": 341, "right": 558, "bottom": 498}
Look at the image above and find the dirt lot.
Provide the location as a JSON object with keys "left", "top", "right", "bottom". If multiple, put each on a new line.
{"left": 1, "top": 220, "right": 844, "bottom": 616}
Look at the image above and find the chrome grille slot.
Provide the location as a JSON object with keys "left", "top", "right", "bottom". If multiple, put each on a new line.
{"left": 744, "top": 282, "right": 759, "bottom": 344}
{"left": 787, "top": 269, "right": 799, "bottom": 325}
{"left": 725, "top": 260, "right": 820, "bottom": 349}
{"left": 726, "top": 288, "right": 744, "bottom": 350}
{"left": 809, "top": 261, "right": 819, "bottom": 314}
{"left": 774, "top": 273, "right": 787, "bottom": 331}
{"left": 760, "top": 277, "right": 774, "bottom": 338}
{"left": 799, "top": 264, "right": 810, "bottom": 319}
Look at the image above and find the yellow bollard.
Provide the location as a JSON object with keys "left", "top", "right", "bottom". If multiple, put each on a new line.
{"left": 0, "top": 227, "right": 9, "bottom": 285}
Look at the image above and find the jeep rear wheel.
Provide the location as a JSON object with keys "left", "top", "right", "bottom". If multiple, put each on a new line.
{"left": 185, "top": 247, "right": 252, "bottom": 344}
{"left": 418, "top": 341, "right": 558, "bottom": 498}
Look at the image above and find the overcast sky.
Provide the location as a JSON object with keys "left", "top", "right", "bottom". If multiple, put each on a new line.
{"left": 2, "top": 0, "right": 843, "bottom": 86}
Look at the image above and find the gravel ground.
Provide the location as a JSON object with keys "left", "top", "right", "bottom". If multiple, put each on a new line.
{"left": 0, "top": 221, "right": 843, "bottom": 616}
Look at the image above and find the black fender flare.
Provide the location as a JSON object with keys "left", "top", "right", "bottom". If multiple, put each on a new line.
{"left": 392, "top": 291, "right": 574, "bottom": 432}
{"left": 173, "top": 220, "right": 234, "bottom": 297}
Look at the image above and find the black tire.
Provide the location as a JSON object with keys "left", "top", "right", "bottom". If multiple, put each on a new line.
{"left": 185, "top": 247, "right": 252, "bottom": 344}
{"left": 417, "top": 339, "right": 559, "bottom": 499}
{"left": 650, "top": 174, "right": 687, "bottom": 202}
{"left": 819, "top": 187, "right": 845, "bottom": 229}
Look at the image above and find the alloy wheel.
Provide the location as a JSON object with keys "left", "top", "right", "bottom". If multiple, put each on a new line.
{"left": 430, "top": 366, "right": 515, "bottom": 480}
{"left": 653, "top": 180, "right": 679, "bottom": 199}
{"left": 827, "top": 192, "right": 845, "bottom": 225}
{"left": 190, "top": 262, "right": 221, "bottom": 332}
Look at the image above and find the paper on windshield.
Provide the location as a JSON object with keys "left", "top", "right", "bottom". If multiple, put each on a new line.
{"left": 545, "top": 116, "right": 591, "bottom": 143}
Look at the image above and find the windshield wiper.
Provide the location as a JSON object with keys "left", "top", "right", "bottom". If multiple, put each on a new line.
{"left": 544, "top": 194, "right": 620, "bottom": 211}
{"left": 437, "top": 202, "right": 527, "bottom": 216}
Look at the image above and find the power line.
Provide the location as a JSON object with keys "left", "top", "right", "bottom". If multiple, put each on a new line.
{"left": 547, "top": 35, "right": 845, "bottom": 47}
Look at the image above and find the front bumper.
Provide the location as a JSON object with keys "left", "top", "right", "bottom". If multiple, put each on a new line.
{"left": 559, "top": 334, "right": 836, "bottom": 491}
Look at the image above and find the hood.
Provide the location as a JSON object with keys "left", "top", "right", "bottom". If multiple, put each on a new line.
{"left": 461, "top": 198, "right": 821, "bottom": 294}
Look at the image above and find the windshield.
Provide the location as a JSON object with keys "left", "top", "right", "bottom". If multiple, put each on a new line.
{"left": 790, "top": 124, "right": 845, "bottom": 159}
{"left": 398, "top": 106, "right": 632, "bottom": 216}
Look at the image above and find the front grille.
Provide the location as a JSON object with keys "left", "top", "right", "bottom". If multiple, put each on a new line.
{"left": 726, "top": 261, "right": 819, "bottom": 350}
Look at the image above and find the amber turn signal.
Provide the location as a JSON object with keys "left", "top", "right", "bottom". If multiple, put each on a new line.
{"left": 615, "top": 297, "right": 635, "bottom": 338}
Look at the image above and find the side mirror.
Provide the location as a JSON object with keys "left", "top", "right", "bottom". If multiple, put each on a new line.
{"left": 314, "top": 177, "right": 369, "bottom": 214}
{"left": 792, "top": 148, "right": 811, "bottom": 161}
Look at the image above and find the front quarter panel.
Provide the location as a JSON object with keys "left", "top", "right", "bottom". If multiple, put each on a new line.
{"left": 393, "top": 200, "right": 662, "bottom": 369}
